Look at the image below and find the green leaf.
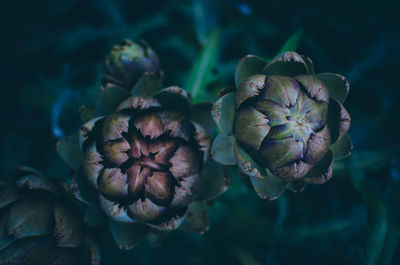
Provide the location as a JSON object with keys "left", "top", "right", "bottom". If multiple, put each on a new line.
{"left": 56, "top": 132, "right": 83, "bottom": 170}
{"left": 330, "top": 133, "right": 353, "bottom": 160}
{"left": 185, "top": 30, "right": 220, "bottom": 103}
{"left": 211, "top": 133, "right": 236, "bottom": 165}
{"left": 276, "top": 29, "right": 302, "bottom": 55}
{"left": 109, "top": 220, "right": 150, "bottom": 250}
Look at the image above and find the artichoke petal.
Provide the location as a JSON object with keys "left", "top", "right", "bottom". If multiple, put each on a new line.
{"left": 235, "top": 54, "right": 267, "bottom": 87}
{"left": 316, "top": 73, "right": 349, "bottom": 103}
{"left": 236, "top": 74, "right": 265, "bottom": 108}
{"left": 235, "top": 106, "right": 270, "bottom": 152}
{"left": 16, "top": 174, "right": 59, "bottom": 195}
{"left": 295, "top": 90, "right": 328, "bottom": 130}
{"left": 170, "top": 173, "right": 202, "bottom": 208}
{"left": 327, "top": 98, "right": 351, "bottom": 143}
{"left": 0, "top": 186, "right": 20, "bottom": 209}
{"left": 99, "top": 194, "right": 135, "bottom": 223}
{"left": 79, "top": 116, "right": 104, "bottom": 149}
{"left": 234, "top": 143, "right": 265, "bottom": 179}
{"left": 128, "top": 198, "right": 166, "bottom": 222}
{"left": 96, "top": 84, "right": 131, "bottom": 116}
{"left": 259, "top": 137, "right": 304, "bottom": 170}
{"left": 0, "top": 212, "right": 15, "bottom": 251}
{"left": 255, "top": 100, "right": 290, "bottom": 127}
{"left": 192, "top": 122, "right": 211, "bottom": 163}
{"left": 131, "top": 72, "right": 163, "bottom": 97}
{"left": 304, "top": 124, "right": 331, "bottom": 163}
{"left": 57, "top": 132, "right": 84, "bottom": 170}
{"left": 145, "top": 172, "right": 174, "bottom": 205}
{"left": 7, "top": 197, "right": 54, "bottom": 239}
{"left": 249, "top": 168, "right": 287, "bottom": 200}
{"left": 148, "top": 137, "right": 179, "bottom": 165}
{"left": 180, "top": 201, "right": 209, "bottom": 234}
{"left": 98, "top": 168, "right": 129, "bottom": 201}
{"left": 301, "top": 55, "right": 315, "bottom": 74}
{"left": 261, "top": 76, "right": 299, "bottom": 108}
{"left": 158, "top": 111, "right": 193, "bottom": 141}
{"left": 102, "top": 112, "right": 131, "bottom": 142}
{"left": 211, "top": 93, "right": 235, "bottom": 136}
{"left": 263, "top": 51, "right": 309, "bottom": 76}
{"left": 102, "top": 138, "right": 130, "bottom": 165}
{"left": 169, "top": 145, "right": 200, "bottom": 178}
{"left": 117, "top": 95, "right": 161, "bottom": 111}
{"left": 191, "top": 103, "right": 215, "bottom": 137}
{"left": 197, "top": 160, "right": 231, "bottom": 201}
{"left": 302, "top": 150, "right": 333, "bottom": 184}
{"left": 272, "top": 160, "right": 312, "bottom": 181}
{"left": 154, "top": 86, "right": 191, "bottom": 116}
{"left": 133, "top": 113, "right": 164, "bottom": 139}
{"left": 127, "top": 165, "right": 150, "bottom": 199}
{"left": 108, "top": 219, "right": 150, "bottom": 250}
{"left": 147, "top": 210, "right": 187, "bottom": 231}
{"left": 286, "top": 180, "right": 307, "bottom": 193}
{"left": 295, "top": 75, "right": 329, "bottom": 103}
{"left": 330, "top": 133, "right": 353, "bottom": 160}
{"left": 211, "top": 133, "right": 236, "bottom": 165}
{"left": 82, "top": 143, "right": 104, "bottom": 189}
{"left": 53, "top": 203, "right": 83, "bottom": 247}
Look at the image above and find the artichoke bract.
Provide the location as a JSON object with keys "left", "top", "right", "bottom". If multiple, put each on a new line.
{"left": 0, "top": 167, "right": 99, "bottom": 265}
{"left": 211, "top": 51, "right": 353, "bottom": 200}
{"left": 102, "top": 39, "right": 162, "bottom": 90}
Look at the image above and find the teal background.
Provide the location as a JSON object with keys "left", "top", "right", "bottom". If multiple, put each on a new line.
{"left": 2, "top": 0, "right": 400, "bottom": 264}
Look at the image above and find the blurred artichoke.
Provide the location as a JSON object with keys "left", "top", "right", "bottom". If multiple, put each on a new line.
{"left": 57, "top": 80, "right": 229, "bottom": 249}
{"left": 0, "top": 166, "right": 99, "bottom": 265}
{"left": 102, "top": 39, "right": 162, "bottom": 90}
{"left": 211, "top": 51, "right": 353, "bottom": 200}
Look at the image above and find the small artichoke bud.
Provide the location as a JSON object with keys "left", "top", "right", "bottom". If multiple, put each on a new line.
{"left": 211, "top": 52, "right": 353, "bottom": 200}
{"left": 102, "top": 39, "right": 162, "bottom": 90}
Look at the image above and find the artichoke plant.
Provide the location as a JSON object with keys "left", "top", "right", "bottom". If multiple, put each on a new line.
{"left": 57, "top": 40, "right": 229, "bottom": 249}
{"left": 211, "top": 51, "right": 353, "bottom": 200}
{"left": 0, "top": 166, "right": 100, "bottom": 265}
{"left": 102, "top": 39, "right": 163, "bottom": 90}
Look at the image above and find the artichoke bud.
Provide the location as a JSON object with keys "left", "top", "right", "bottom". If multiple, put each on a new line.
{"left": 102, "top": 39, "right": 163, "bottom": 90}
{"left": 80, "top": 92, "right": 210, "bottom": 230}
{"left": 0, "top": 166, "right": 98, "bottom": 265}
{"left": 212, "top": 51, "right": 352, "bottom": 199}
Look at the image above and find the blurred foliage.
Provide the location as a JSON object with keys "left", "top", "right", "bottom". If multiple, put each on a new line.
{"left": 1, "top": 0, "right": 400, "bottom": 264}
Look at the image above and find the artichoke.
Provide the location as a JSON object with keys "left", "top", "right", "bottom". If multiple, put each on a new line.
{"left": 0, "top": 166, "right": 99, "bottom": 265}
{"left": 57, "top": 82, "right": 229, "bottom": 249}
{"left": 211, "top": 51, "right": 353, "bottom": 200}
{"left": 102, "top": 39, "right": 162, "bottom": 90}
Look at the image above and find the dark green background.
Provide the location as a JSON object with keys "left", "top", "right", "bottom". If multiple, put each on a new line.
{"left": 2, "top": 0, "right": 400, "bottom": 264}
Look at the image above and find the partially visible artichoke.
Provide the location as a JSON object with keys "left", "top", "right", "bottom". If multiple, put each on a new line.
{"left": 211, "top": 51, "right": 353, "bottom": 200}
{"left": 102, "top": 39, "right": 162, "bottom": 90}
{"left": 0, "top": 166, "right": 99, "bottom": 265}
